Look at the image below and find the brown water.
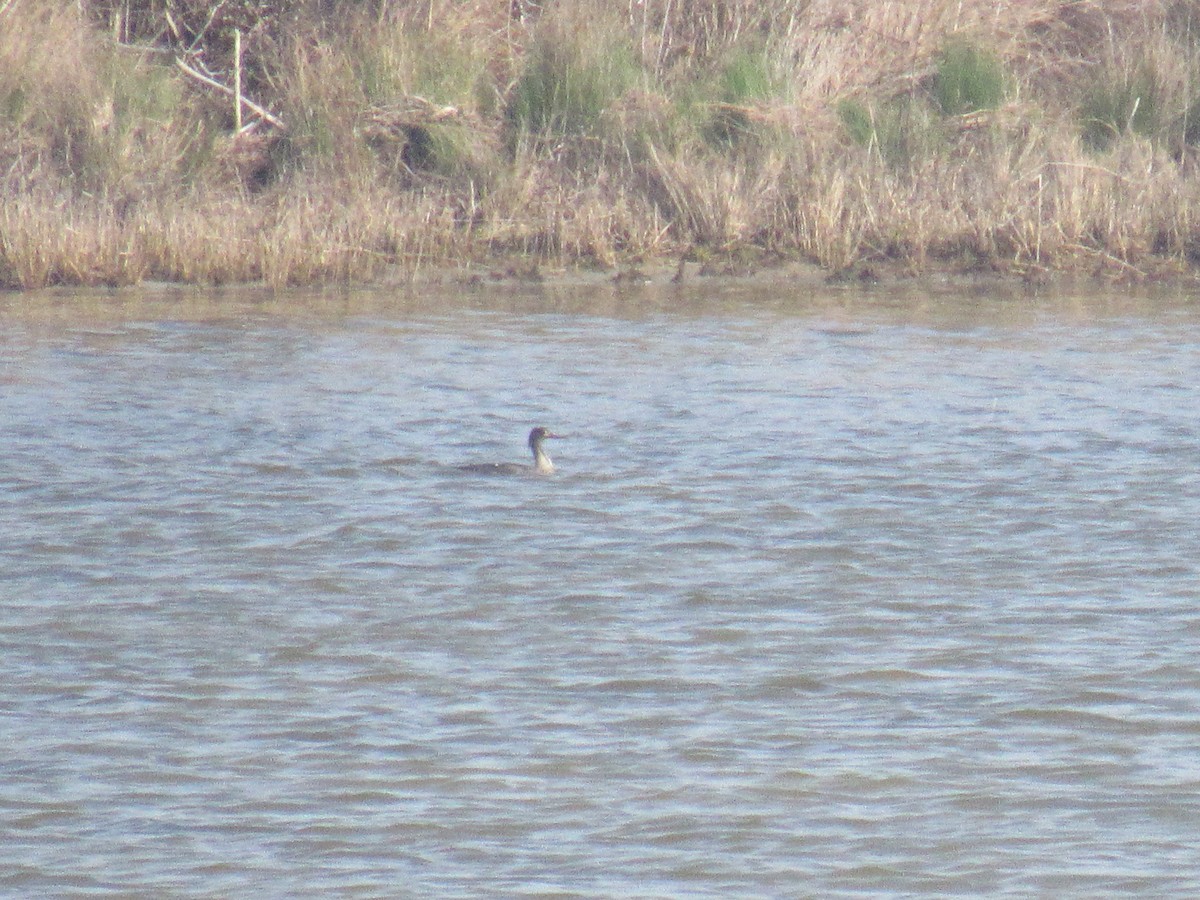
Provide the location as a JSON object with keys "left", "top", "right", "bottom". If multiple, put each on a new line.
{"left": 3, "top": 282, "right": 1199, "bottom": 897}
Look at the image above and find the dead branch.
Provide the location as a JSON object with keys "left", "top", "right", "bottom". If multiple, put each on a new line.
{"left": 174, "top": 55, "right": 285, "bottom": 132}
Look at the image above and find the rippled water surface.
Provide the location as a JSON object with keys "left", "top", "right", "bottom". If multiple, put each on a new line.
{"left": 3, "top": 282, "right": 1200, "bottom": 896}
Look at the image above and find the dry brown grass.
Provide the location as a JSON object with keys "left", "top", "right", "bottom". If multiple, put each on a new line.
{"left": 5, "top": 0, "right": 1200, "bottom": 287}
{"left": 0, "top": 191, "right": 145, "bottom": 288}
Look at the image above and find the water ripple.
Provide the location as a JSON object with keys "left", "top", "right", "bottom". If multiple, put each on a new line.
{"left": 2, "top": 288, "right": 1200, "bottom": 895}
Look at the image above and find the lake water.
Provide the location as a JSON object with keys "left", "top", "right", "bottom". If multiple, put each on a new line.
{"left": 2, "top": 280, "right": 1199, "bottom": 897}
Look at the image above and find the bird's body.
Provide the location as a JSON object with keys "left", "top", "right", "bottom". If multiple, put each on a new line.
{"left": 458, "top": 427, "right": 559, "bottom": 475}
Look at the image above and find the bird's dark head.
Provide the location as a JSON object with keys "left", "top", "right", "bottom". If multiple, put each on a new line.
{"left": 528, "top": 426, "right": 557, "bottom": 448}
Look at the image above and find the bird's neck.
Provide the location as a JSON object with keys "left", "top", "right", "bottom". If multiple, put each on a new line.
{"left": 532, "top": 444, "right": 554, "bottom": 473}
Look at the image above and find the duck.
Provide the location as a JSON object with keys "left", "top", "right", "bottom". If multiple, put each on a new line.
{"left": 458, "top": 426, "right": 559, "bottom": 475}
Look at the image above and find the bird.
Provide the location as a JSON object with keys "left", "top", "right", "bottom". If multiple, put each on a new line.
{"left": 458, "top": 426, "right": 559, "bottom": 475}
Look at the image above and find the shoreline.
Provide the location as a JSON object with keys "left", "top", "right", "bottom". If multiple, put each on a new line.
{"left": 12, "top": 250, "right": 1200, "bottom": 301}
{"left": 429, "top": 252, "right": 1200, "bottom": 290}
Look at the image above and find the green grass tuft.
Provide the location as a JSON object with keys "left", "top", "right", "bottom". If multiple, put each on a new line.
{"left": 837, "top": 95, "right": 943, "bottom": 167}
{"left": 507, "top": 25, "right": 641, "bottom": 142}
{"left": 705, "top": 45, "right": 778, "bottom": 149}
{"left": 935, "top": 40, "right": 1005, "bottom": 116}
{"left": 837, "top": 99, "right": 875, "bottom": 147}
{"left": 1081, "top": 67, "right": 1161, "bottom": 151}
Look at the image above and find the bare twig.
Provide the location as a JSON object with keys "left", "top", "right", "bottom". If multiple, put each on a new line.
{"left": 189, "top": 0, "right": 230, "bottom": 53}
{"left": 1065, "top": 242, "right": 1147, "bottom": 277}
{"left": 233, "top": 28, "right": 242, "bottom": 133}
{"left": 1042, "top": 161, "right": 1134, "bottom": 183}
{"left": 163, "top": 7, "right": 183, "bottom": 43}
{"left": 175, "top": 55, "right": 285, "bottom": 131}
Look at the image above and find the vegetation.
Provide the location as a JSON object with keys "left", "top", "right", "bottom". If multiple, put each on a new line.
{"left": 934, "top": 40, "right": 1006, "bottom": 116}
{"left": 4, "top": 0, "right": 1200, "bottom": 288}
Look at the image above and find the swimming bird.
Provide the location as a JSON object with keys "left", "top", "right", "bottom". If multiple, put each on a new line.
{"left": 458, "top": 426, "right": 559, "bottom": 475}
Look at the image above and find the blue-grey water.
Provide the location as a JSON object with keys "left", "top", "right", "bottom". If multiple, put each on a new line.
{"left": 2, "top": 282, "right": 1199, "bottom": 897}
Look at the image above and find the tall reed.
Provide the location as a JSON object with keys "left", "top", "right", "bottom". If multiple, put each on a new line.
{"left": 6, "top": 0, "right": 1200, "bottom": 287}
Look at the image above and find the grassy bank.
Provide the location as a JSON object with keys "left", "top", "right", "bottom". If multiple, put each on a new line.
{"left": 4, "top": 0, "right": 1200, "bottom": 289}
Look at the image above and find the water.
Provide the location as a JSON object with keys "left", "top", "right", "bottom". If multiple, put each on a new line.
{"left": 2, "top": 282, "right": 1199, "bottom": 897}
